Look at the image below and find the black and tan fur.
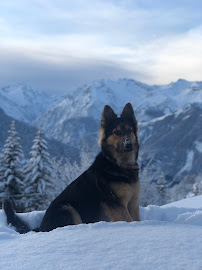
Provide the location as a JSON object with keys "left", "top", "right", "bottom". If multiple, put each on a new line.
{"left": 3, "top": 103, "right": 140, "bottom": 233}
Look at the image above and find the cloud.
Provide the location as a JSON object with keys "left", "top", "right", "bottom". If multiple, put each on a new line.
{"left": 0, "top": 24, "right": 202, "bottom": 92}
{"left": 128, "top": 25, "right": 202, "bottom": 84}
{"left": 0, "top": 1, "right": 202, "bottom": 92}
{"left": 1, "top": 0, "right": 201, "bottom": 42}
{"left": 0, "top": 45, "right": 142, "bottom": 94}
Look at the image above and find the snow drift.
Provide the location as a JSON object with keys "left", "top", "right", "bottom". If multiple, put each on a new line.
{"left": 0, "top": 195, "right": 202, "bottom": 270}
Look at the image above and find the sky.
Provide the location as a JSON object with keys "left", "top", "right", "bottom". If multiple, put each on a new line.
{"left": 0, "top": 0, "right": 202, "bottom": 94}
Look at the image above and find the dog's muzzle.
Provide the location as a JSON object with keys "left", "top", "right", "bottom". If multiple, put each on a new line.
{"left": 123, "top": 136, "right": 133, "bottom": 152}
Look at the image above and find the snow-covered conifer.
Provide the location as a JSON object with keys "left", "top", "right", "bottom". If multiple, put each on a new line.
{"left": 52, "top": 157, "right": 86, "bottom": 196}
{"left": 60, "top": 159, "right": 81, "bottom": 188}
{"left": 24, "top": 129, "right": 56, "bottom": 211}
{"left": 186, "top": 174, "right": 202, "bottom": 198}
{"left": 0, "top": 121, "right": 25, "bottom": 210}
{"left": 0, "top": 153, "right": 4, "bottom": 180}
{"left": 156, "top": 172, "right": 169, "bottom": 205}
{"left": 0, "top": 153, "right": 6, "bottom": 199}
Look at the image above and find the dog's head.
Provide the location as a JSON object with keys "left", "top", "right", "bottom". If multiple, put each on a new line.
{"left": 99, "top": 103, "right": 139, "bottom": 166}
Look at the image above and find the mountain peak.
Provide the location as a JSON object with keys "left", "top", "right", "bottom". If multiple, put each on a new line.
{"left": 177, "top": 78, "right": 188, "bottom": 83}
{"left": 172, "top": 78, "right": 191, "bottom": 88}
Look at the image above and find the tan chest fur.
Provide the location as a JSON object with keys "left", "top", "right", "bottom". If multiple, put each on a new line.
{"left": 110, "top": 180, "right": 140, "bottom": 208}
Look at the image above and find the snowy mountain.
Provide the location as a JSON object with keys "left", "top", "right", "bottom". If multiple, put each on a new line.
{"left": 0, "top": 195, "right": 202, "bottom": 270}
{"left": 33, "top": 78, "right": 202, "bottom": 204}
{"left": 0, "top": 83, "right": 63, "bottom": 122}
{"left": 35, "top": 78, "right": 202, "bottom": 145}
{"left": 139, "top": 103, "right": 202, "bottom": 205}
{"left": 0, "top": 78, "right": 201, "bottom": 205}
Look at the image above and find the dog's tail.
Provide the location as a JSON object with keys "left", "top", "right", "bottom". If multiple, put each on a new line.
{"left": 2, "top": 199, "right": 31, "bottom": 234}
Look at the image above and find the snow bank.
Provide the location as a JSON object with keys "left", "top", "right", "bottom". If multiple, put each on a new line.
{"left": 162, "top": 194, "right": 202, "bottom": 208}
{"left": 140, "top": 195, "right": 202, "bottom": 226}
{"left": 141, "top": 205, "right": 202, "bottom": 226}
{"left": 0, "top": 196, "right": 202, "bottom": 270}
{"left": 13, "top": 194, "right": 202, "bottom": 229}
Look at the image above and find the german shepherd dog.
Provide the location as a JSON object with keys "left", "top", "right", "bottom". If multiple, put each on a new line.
{"left": 3, "top": 103, "right": 140, "bottom": 233}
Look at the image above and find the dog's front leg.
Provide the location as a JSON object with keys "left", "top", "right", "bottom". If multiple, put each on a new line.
{"left": 128, "top": 195, "right": 140, "bottom": 221}
{"left": 128, "top": 182, "right": 141, "bottom": 221}
{"left": 128, "top": 201, "right": 140, "bottom": 221}
{"left": 102, "top": 203, "right": 133, "bottom": 222}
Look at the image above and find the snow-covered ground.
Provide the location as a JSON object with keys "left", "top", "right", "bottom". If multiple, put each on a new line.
{"left": 0, "top": 195, "right": 202, "bottom": 270}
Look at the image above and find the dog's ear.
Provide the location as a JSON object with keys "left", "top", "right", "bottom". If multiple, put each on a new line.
{"left": 101, "top": 105, "right": 117, "bottom": 125}
{"left": 121, "top": 103, "right": 137, "bottom": 123}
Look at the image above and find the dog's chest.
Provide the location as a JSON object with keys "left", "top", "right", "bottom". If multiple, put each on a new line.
{"left": 110, "top": 180, "right": 140, "bottom": 206}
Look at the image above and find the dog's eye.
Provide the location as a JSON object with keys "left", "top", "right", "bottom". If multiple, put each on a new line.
{"left": 127, "top": 129, "right": 132, "bottom": 134}
{"left": 114, "top": 130, "right": 121, "bottom": 136}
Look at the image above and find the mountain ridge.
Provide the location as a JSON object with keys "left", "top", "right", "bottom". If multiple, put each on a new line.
{"left": 0, "top": 78, "right": 201, "bottom": 205}
{"left": 34, "top": 78, "right": 202, "bottom": 145}
{"left": 0, "top": 83, "right": 63, "bottom": 123}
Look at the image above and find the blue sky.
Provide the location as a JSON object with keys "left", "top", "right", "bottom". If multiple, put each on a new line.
{"left": 0, "top": 0, "right": 202, "bottom": 93}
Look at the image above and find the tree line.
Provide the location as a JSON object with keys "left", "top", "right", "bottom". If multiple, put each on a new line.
{"left": 0, "top": 121, "right": 88, "bottom": 212}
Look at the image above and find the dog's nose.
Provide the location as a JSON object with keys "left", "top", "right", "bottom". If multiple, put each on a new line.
{"left": 123, "top": 136, "right": 133, "bottom": 151}
{"left": 125, "top": 142, "right": 133, "bottom": 151}
{"left": 123, "top": 136, "right": 131, "bottom": 145}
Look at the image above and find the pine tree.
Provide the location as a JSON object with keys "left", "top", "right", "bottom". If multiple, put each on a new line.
{"left": 51, "top": 157, "right": 64, "bottom": 195}
{"left": 52, "top": 157, "right": 86, "bottom": 197}
{"left": 0, "top": 153, "right": 4, "bottom": 180}
{"left": 186, "top": 174, "right": 202, "bottom": 197}
{"left": 0, "top": 121, "right": 25, "bottom": 210}
{"left": 24, "top": 129, "right": 56, "bottom": 211}
{"left": 60, "top": 159, "right": 81, "bottom": 188}
{"left": 0, "top": 153, "right": 6, "bottom": 199}
{"left": 156, "top": 172, "right": 168, "bottom": 205}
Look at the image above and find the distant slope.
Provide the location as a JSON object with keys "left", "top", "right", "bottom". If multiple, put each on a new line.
{"left": 0, "top": 83, "right": 63, "bottom": 123}
{"left": 139, "top": 103, "right": 202, "bottom": 205}
{"left": 33, "top": 78, "right": 202, "bottom": 205}
{"left": 35, "top": 78, "right": 202, "bottom": 145}
{"left": 1, "top": 78, "right": 201, "bottom": 205}
{"left": 0, "top": 108, "right": 79, "bottom": 163}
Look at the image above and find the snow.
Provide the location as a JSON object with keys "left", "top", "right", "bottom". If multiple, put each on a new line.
{"left": 62, "top": 79, "right": 202, "bottom": 122}
{"left": 34, "top": 78, "right": 202, "bottom": 147}
{"left": 163, "top": 194, "right": 202, "bottom": 208}
{"left": 0, "top": 195, "right": 202, "bottom": 270}
{"left": 0, "top": 83, "right": 62, "bottom": 123}
{"left": 176, "top": 150, "right": 194, "bottom": 177}
{"left": 195, "top": 141, "right": 202, "bottom": 153}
